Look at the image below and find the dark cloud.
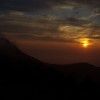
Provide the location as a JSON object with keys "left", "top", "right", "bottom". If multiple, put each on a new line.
{"left": 0, "top": 0, "right": 100, "bottom": 12}
{"left": 63, "top": 17, "right": 89, "bottom": 27}
{"left": 0, "top": 0, "right": 48, "bottom": 12}
{"left": 0, "top": 0, "right": 62, "bottom": 12}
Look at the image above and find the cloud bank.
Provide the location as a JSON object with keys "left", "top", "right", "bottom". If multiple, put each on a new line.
{"left": 0, "top": 0, "right": 100, "bottom": 43}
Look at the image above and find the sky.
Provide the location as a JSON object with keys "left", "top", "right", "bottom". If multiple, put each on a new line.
{"left": 0, "top": 0, "right": 100, "bottom": 66}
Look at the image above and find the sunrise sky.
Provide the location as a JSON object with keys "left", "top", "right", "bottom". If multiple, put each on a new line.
{"left": 0, "top": 0, "right": 100, "bottom": 66}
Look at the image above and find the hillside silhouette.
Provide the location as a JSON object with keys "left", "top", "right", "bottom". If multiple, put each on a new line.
{"left": 0, "top": 37, "right": 100, "bottom": 99}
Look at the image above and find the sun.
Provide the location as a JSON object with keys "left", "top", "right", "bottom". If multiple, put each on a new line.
{"left": 80, "top": 38, "right": 91, "bottom": 48}
{"left": 83, "top": 42, "right": 88, "bottom": 48}
{"left": 82, "top": 40, "right": 89, "bottom": 48}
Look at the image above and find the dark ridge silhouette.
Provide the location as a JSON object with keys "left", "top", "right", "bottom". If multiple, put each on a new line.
{"left": 0, "top": 37, "right": 42, "bottom": 62}
{"left": 0, "top": 37, "right": 100, "bottom": 99}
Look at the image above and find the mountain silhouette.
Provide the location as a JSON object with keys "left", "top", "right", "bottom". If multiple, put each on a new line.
{"left": 0, "top": 37, "right": 42, "bottom": 63}
{"left": 0, "top": 37, "right": 100, "bottom": 99}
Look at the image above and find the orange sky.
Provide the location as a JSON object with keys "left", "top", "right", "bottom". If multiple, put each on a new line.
{"left": 15, "top": 40, "right": 100, "bottom": 66}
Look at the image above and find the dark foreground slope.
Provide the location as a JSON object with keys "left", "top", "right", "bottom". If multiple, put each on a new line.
{"left": 0, "top": 38, "right": 100, "bottom": 99}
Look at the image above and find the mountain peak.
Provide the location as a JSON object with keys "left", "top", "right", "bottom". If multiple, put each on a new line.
{"left": 76, "top": 62, "right": 94, "bottom": 66}
{"left": 0, "top": 37, "right": 27, "bottom": 59}
{"left": 0, "top": 37, "right": 11, "bottom": 44}
{"left": 0, "top": 33, "right": 13, "bottom": 44}
{"left": 0, "top": 36, "right": 42, "bottom": 64}
{"left": 0, "top": 37, "right": 16, "bottom": 50}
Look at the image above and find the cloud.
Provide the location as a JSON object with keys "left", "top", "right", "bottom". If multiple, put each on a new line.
{"left": 0, "top": 0, "right": 47, "bottom": 12}
{"left": 63, "top": 17, "right": 90, "bottom": 26}
{"left": 0, "top": 12, "right": 99, "bottom": 43}
{"left": 0, "top": 0, "right": 100, "bottom": 12}
{"left": 0, "top": 0, "right": 100, "bottom": 43}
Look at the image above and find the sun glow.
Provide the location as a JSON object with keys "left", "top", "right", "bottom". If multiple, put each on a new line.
{"left": 83, "top": 41, "right": 89, "bottom": 48}
{"left": 80, "top": 38, "right": 91, "bottom": 48}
